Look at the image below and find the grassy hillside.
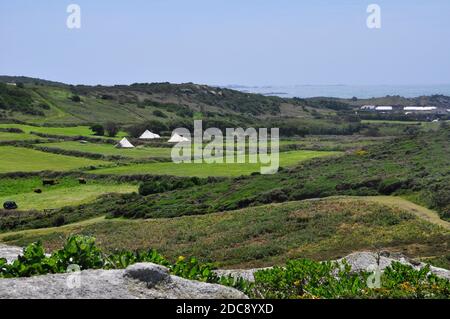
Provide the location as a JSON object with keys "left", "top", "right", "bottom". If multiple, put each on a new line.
{"left": 3, "top": 76, "right": 446, "bottom": 139}
{"left": 0, "top": 76, "right": 448, "bottom": 281}
{"left": 0, "top": 123, "right": 126, "bottom": 138}
{"left": 1, "top": 197, "right": 448, "bottom": 269}
{"left": 0, "top": 77, "right": 319, "bottom": 126}
{"left": 73, "top": 127, "right": 449, "bottom": 220}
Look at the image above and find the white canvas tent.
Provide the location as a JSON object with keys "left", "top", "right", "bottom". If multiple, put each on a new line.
{"left": 168, "top": 133, "right": 189, "bottom": 143}
{"left": 139, "top": 130, "right": 161, "bottom": 139}
{"left": 116, "top": 137, "right": 135, "bottom": 148}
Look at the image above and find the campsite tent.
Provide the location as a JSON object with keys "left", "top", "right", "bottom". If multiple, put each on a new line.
{"left": 168, "top": 133, "right": 189, "bottom": 143}
{"left": 116, "top": 137, "right": 135, "bottom": 148}
{"left": 139, "top": 130, "right": 161, "bottom": 139}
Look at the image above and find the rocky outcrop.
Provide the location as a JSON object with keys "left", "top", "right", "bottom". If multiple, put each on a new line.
{"left": 0, "top": 262, "right": 247, "bottom": 299}
{"left": 338, "top": 252, "right": 450, "bottom": 281}
{"left": 2, "top": 245, "right": 449, "bottom": 299}
{"left": 0, "top": 244, "right": 22, "bottom": 263}
{"left": 214, "top": 251, "right": 450, "bottom": 282}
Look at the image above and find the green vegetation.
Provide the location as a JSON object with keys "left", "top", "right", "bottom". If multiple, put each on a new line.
{"left": 0, "top": 146, "right": 109, "bottom": 173}
{"left": 0, "top": 83, "right": 40, "bottom": 115}
{"left": 0, "top": 76, "right": 449, "bottom": 299}
{"left": 279, "top": 135, "right": 391, "bottom": 151}
{"left": 138, "top": 176, "right": 204, "bottom": 196}
{"left": 0, "top": 176, "right": 93, "bottom": 197}
{"left": 92, "top": 150, "right": 339, "bottom": 177}
{"left": 0, "top": 131, "right": 44, "bottom": 142}
{"left": 0, "top": 236, "right": 217, "bottom": 283}
{"left": 0, "top": 124, "right": 126, "bottom": 138}
{"left": 248, "top": 258, "right": 449, "bottom": 299}
{"left": 89, "top": 124, "right": 104, "bottom": 136}
{"left": 1, "top": 235, "right": 448, "bottom": 299}
{"left": 40, "top": 141, "right": 172, "bottom": 159}
{"left": 2, "top": 198, "right": 448, "bottom": 269}
{"left": 91, "top": 128, "right": 448, "bottom": 220}
{"left": 0, "top": 184, "right": 137, "bottom": 211}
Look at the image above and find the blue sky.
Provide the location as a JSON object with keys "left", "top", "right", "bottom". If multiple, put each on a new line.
{"left": 1, "top": 0, "right": 449, "bottom": 86}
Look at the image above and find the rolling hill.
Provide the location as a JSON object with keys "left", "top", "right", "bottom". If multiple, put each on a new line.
{"left": 0, "top": 76, "right": 321, "bottom": 125}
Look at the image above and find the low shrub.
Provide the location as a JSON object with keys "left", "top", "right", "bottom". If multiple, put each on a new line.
{"left": 138, "top": 176, "right": 202, "bottom": 196}
{"left": 248, "top": 258, "right": 450, "bottom": 299}
{"left": 0, "top": 236, "right": 217, "bottom": 283}
{"left": 1, "top": 236, "right": 448, "bottom": 299}
{"left": 378, "top": 178, "right": 406, "bottom": 195}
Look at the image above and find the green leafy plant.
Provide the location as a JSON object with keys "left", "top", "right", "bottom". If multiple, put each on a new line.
{"left": 248, "top": 259, "right": 450, "bottom": 299}
{"left": 1, "top": 236, "right": 449, "bottom": 299}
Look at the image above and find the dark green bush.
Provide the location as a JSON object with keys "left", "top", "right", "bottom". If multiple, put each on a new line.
{"left": 105, "top": 122, "right": 120, "bottom": 137}
{"left": 138, "top": 177, "right": 201, "bottom": 196}
{"left": 70, "top": 95, "right": 81, "bottom": 102}
{"left": 153, "top": 110, "right": 167, "bottom": 118}
{"left": 90, "top": 124, "right": 104, "bottom": 136}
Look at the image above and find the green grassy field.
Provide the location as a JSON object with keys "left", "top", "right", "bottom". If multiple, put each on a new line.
{"left": 361, "top": 120, "right": 423, "bottom": 125}
{"left": 0, "top": 146, "right": 109, "bottom": 173}
{"left": 90, "top": 150, "right": 340, "bottom": 177}
{"left": 92, "top": 128, "right": 449, "bottom": 220}
{"left": 1, "top": 197, "right": 448, "bottom": 269}
{"left": 0, "top": 124, "right": 127, "bottom": 139}
{"left": 0, "top": 176, "right": 110, "bottom": 197}
{"left": 0, "top": 184, "right": 137, "bottom": 211}
{"left": 40, "top": 141, "right": 172, "bottom": 158}
{"left": 0, "top": 132, "right": 45, "bottom": 141}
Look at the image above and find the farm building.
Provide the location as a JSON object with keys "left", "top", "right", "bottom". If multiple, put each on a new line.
{"left": 116, "top": 137, "right": 135, "bottom": 148}
{"left": 139, "top": 130, "right": 161, "bottom": 139}
{"left": 375, "top": 106, "right": 393, "bottom": 111}
{"left": 403, "top": 106, "right": 437, "bottom": 111}
{"left": 361, "top": 105, "right": 376, "bottom": 110}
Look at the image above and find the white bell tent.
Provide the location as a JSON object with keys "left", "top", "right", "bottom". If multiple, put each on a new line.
{"left": 139, "top": 130, "right": 161, "bottom": 139}
{"left": 168, "top": 133, "right": 189, "bottom": 143}
{"left": 116, "top": 137, "right": 135, "bottom": 148}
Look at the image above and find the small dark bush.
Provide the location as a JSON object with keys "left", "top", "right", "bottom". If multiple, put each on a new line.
{"left": 256, "top": 188, "right": 289, "bottom": 204}
{"left": 42, "top": 179, "right": 57, "bottom": 186}
{"left": 105, "top": 122, "right": 120, "bottom": 137}
{"left": 378, "top": 178, "right": 405, "bottom": 195}
{"left": 90, "top": 124, "right": 104, "bottom": 136}
{"left": 70, "top": 95, "right": 81, "bottom": 102}
{"left": 138, "top": 177, "right": 203, "bottom": 196}
{"left": 53, "top": 215, "right": 66, "bottom": 227}
{"left": 38, "top": 103, "right": 50, "bottom": 110}
{"left": 153, "top": 110, "right": 167, "bottom": 118}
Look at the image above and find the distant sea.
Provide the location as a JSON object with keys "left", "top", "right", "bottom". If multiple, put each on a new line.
{"left": 225, "top": 84, "right": 450, "bottom": 99}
